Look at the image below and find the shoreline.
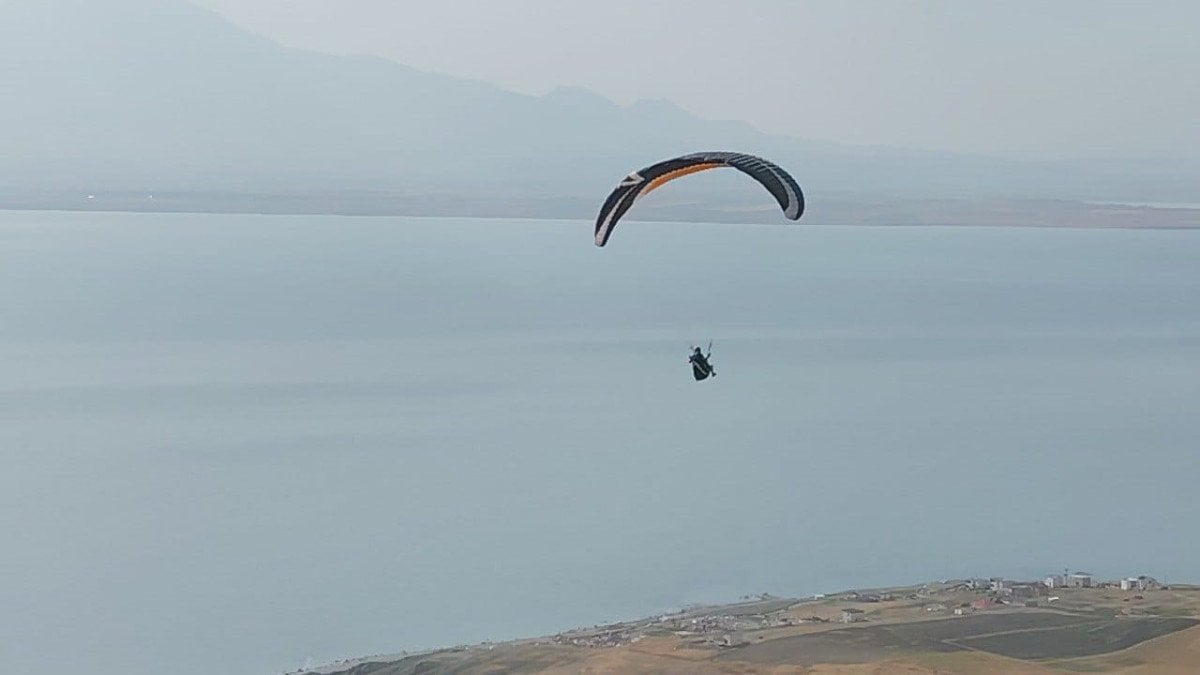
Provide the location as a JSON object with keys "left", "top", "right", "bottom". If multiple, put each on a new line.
{"left": 1, "top": 196, "right": 1198, "bottom": 230}
{"left": 289, "top": 579, "right": 1200, "bottom": 675}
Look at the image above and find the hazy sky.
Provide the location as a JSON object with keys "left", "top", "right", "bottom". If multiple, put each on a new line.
{"left": 190, "top": 0, "right": 1199, "bottom": 160}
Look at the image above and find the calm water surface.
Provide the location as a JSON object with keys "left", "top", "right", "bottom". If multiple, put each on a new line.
{"left": 1, "top": 211, "right": 1198, "bottom": 674}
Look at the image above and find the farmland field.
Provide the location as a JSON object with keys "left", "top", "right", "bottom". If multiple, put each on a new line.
{"left": 956, "top": 616, "right": 1200, "bottom": 660}
{"left": 723, "top": 613, "right": 1200, "bottom": 665}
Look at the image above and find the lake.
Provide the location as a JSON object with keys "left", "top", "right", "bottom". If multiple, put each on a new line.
{"left": 1, "top": 210, "right": 1198, "bottom": 674}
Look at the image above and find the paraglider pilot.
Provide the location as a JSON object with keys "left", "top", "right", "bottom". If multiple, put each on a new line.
{"left": 689, "top": 345, "right": 715, "bottom": 381}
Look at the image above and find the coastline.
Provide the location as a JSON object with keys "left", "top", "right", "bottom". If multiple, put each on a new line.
{"left": 290, "top": 578, "right": 1200, "bottom": 675}
{"left": 1, "top": 194, "right": 1198, "bottom": 229}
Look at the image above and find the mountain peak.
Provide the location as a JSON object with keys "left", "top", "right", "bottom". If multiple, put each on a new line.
{"left": 542, "top": 85, "right": 618, "bottom": 107}
{"left": 627, "top": 97, "right": 690, "bottom": 116}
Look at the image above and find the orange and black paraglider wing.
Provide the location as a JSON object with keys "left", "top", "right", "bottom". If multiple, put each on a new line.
{"left": 593, "top": 152, "right": 804, "bottom": 247}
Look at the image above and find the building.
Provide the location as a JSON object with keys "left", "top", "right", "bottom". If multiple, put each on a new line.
{"left": 718, "top": 632, "right": 749, "bottom": 648}
{"left": 1067, "top": 572, "right": 1093, "bottom": 588}
{"left": 1044, "top": 574, "right": 1067, "bottom": 588}
{"left": 1009, "top": 584, "right": 1040, "bottom": 599}
{"left": 1122, "top": 576, "right": 1161, "bottom": 591}
{"left": 841, "top": 608, "right": 865, "bottom": 624}
{"left": 970, "top": 597, "right": 996, "bottom": 610}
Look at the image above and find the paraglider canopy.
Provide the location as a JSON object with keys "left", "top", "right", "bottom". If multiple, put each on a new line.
{"left": 594, "top": 151, "right": 804, "bottom": 247}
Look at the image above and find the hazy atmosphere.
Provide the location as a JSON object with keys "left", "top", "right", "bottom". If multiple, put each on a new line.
{"left": 2, "top": 2, "right": 1199, "bottom": 675}
{"left": 3, "top": 0, "right": 1199, "bottom": 208}
{"left": 192, "top": 0, "right": 1200, "bottom": 159}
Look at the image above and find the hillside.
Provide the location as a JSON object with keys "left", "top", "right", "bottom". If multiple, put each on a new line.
{"left": 3, "top": 0, "right": 1200, "bottom": 216}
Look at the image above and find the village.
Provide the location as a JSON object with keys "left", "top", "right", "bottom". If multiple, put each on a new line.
{"left": 535, "top": 570, "right": 1176, "bottom": 651}
{"left": 294, "top": 570, "right": 1200, "bottom": 675}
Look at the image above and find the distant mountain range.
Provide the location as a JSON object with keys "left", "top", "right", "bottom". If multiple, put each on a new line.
{"left": 2, "top": 0, "right": 1198, "bottom": 220}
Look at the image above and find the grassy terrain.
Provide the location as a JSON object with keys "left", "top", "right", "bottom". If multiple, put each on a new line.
{"left": 956, "top": 617, "right": 1199, "bottom": 660}
{"left": 721, "top": 613, "right": 1200, "bottom": 665}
